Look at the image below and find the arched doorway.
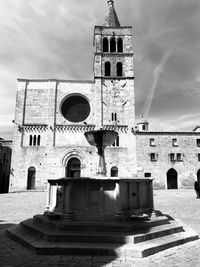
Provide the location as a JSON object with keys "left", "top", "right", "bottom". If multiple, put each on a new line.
{"left": 27, "top": 167, "right": 36, "bottom": 190}
{"left": 197, "top": 169, "right": 200, "bottom": 183}
{"left": 167, "top": 168, "right": 178, "bottom": 189}
{"left": 111, "top": 166, "right": 118, "bottom": 177}
{"left": 66, "top": 157, "right": 81, "bottom": 178}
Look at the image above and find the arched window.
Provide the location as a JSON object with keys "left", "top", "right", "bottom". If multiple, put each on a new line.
{"left": 33, "top": 135, "right": 37, "bottom": 146}
{"left": 37, "top": 135, "right": 41, "bottom": 146}
{"left": 167, "top": 168, "right": 178, "bottom": 189}
{"left": 117, "top": 62, "right": 123, "bottom": 76}
{"left": 117, "top": 38, "right": 123, "bottom": 53}
{"left": 27, "top": 166, "right": 36, "bottom": 190}
{"left": 29, "top": 135, "right": 33, "bottom": 146}
{"left": 105, "top": 62, "right": 111, "bottom": 76}
{"left": 103, "top": 38, "right": 109, "bottom": 52}
{"left": 111, "top": 166, "right": 118, "bottom": 177}
{"left": 110, "top": 37, "right": 116, "bottom": 53}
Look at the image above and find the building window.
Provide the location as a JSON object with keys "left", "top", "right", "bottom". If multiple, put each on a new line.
{"left": 150, "top": 153, "right": 157, "bottom": 161}
{"left": 29, "top": 135, "right": 41, "bottom": 146}
{"left": 103, "top": 38, "right": 109, "bottom": 52}
{"left": 149, "top": 138, "right": 155, "bottom": 146}
{"left": 111, "top": 166, "right": 118, "bottom": 177}
{"left": 111, "top": 112, "right": 117, "bottom": 122}
{"left": 142, "top": 125, "right": 146, "bottom": 131}
{"left": 144, "top": 173, "right": 151, "bottom": 177}
{"left": 105, "top": 62, "right": 111, "bottom": 76}
{"left": 37, "top": 135, "right": 41, "bottom": 146}
{"left": 112, "top": 136, "right": 119, "bottom": 147}
{"left": 170, "top": 153, "right": 175, "bottom": 161}
{"left": 197, "top": 139, "right": 200, "bottom": 147}
{"left": 29, "top": 135, "right": 33, "bottom": 146}
{"left": 177, "top": 153, "right": 182, "bottom": 161}
{"left": 198, "top": 154, "right": 200, "bottom": 161}
{"left": 172, "top": 138, "right": 178, "bottom": 147}
{"left": 117, "top": 38, "right": 123, "bottom": 53}
{"left": 33, "top": 135, "right": 37, "bottom": 146}
{"left": 117, "top": 62, "right": 123, "bottom": 76}
{"left": 110, "top": 37, "right": 116, "bottom": 52}
{"left": 170, "top": 153, "right": 183, "bottom": 162}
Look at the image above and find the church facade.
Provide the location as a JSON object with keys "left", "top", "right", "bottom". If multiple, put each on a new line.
{"left": 10, "top": 0, "right": 137, "bottom": 192}
{"left": 10, "top": 1, "right": 200, "bottom": 192}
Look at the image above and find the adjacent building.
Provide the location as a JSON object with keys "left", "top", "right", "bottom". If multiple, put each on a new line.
{"left": 136, "top": 121, "right": 200, "bottom": 189}
{"left": 0, "top": 138, "right": 12, "bottom": 193}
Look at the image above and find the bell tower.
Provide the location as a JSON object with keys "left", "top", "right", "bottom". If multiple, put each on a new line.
{"left": 93, "top": 0, "right": 135, "bottom": 129}
{"left": 93, "top": 0, "right": 137, "bottom": 177}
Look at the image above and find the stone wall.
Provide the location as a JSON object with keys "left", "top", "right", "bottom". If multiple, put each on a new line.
{"left": 136, "top": 132, "right": 200, "bottom": 189}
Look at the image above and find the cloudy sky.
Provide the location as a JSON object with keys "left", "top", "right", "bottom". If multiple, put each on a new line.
{"left": 0, "top": 0, "right": 200, "bottom": 139}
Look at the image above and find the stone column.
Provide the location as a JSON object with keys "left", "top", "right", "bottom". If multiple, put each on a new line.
{"left": 114, "top": 181, "right": 123, "bottom": 220}
{"left": 64, "top": 182, "right": 74, "bottom": 221}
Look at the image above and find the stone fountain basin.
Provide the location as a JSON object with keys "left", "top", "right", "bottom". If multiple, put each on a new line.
{"left": 47, "top": 177, "right": 154, "bottom": 222}
{"left": 84, "top": 130, "right": 118, "bottom": 147}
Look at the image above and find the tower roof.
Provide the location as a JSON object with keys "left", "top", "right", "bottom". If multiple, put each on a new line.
{"left": 104, "top": 0, "right": 121, "bottom": 27}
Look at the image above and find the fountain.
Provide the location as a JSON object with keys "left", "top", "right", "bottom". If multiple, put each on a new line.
{"left": 45, "top": 129, "right": 154, "bottom": 222}
{"left": 7, "top": 129, "right": 199, "bottom": 258}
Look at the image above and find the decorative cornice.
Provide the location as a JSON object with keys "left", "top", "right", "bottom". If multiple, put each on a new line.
{"left": 95, "top": 52, "right": 134, "bottom": 57}
{"left": 95, "top": 76, "right": 134, "bottom": 80}
{"left": 22, "top": 124, "right": 48, "bottom": 132}
{"left": 103, "top": 125, "right": 128, "bottom": 133}
{"left": 56, "top": 125, "right": 96, "bottom": 133}
{"left": 134, "top": 130, "right": 200, "bottom": 136}
{"left": 17, "top": 78, "right": 95, "bottom": 84}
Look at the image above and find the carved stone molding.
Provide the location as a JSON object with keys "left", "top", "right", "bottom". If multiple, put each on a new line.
{"left": 56, "top": 125, "right": 96, "bottom": 133}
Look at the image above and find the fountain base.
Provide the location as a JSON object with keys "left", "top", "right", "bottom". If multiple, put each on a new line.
{"left": 45, "top": 177, "right": 154, "bottom": 222}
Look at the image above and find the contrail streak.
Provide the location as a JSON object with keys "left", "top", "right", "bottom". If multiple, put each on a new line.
{"left": 143, "top": 50, "right": 172, "bottom": 118}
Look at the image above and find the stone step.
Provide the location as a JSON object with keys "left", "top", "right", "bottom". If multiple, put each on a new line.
{"left": 20, "top": 218, "right": 184, "bottom": 244}
{"left": 6, "top": 225, "right": 199, "bottom": 257}
{"left": 125, "top": 230, "right": 199, "bottom": 258}
{"left": 33, "top": 214, "right": 170, "bottom": 232}
{"left": 6, "top": 226, "right": 121, "bottom": 256}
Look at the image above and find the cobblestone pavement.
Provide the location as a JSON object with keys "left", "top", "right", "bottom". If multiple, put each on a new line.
{"left": 1, "top": 189, "right": 200, "bottom": 266}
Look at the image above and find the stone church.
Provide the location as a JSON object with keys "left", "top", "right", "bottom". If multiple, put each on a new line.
{"left": 10, "top": 0, "right": 200, "bottom": 192}
{"left": 10, "top": 0, "right": 137, "bottom": 191}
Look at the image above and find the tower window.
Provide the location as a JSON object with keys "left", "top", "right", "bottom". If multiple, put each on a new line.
{"left": 105, "top": 62, "right": 111, "bottom": 76}
{"left": 197, "top": 153, "right": 200, "bottom": 161}
{"left": 117, "top": 62, "right": 123, "bottom": 76}
{"left": 117, "top": 38, "right": 123, "bottom": 53}
{"left": 110, "top": 37, "right": 116, "bottom": 53}
{"left": 103, "top": 38, "right": 109, "bottom": 52}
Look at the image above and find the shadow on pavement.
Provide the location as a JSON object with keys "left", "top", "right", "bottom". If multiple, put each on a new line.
{"left": 0, "top": 222, "right": 16, "bottom": 230}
